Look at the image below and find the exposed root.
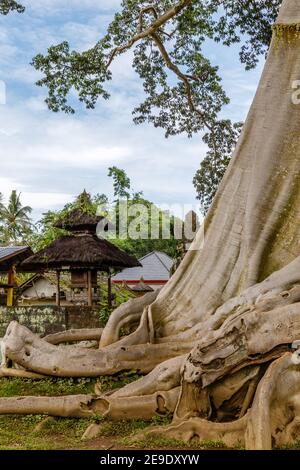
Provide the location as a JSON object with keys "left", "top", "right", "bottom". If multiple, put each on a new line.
{"left": 245, "top": 352, "right": 300, "bottom": 449}
{"left": 183, "top": 297, "right": 300, "bottom": 389}
{"left": 1, "top": 255, "right": 300, "bottom": 447}
{"left": 1, "top": 283, "right": 300, "bottom": 449}
{"left": 209, "top": 257, "right": 300, "bottom": 330}
{"left": 2, "top": 321, "right": 193, "bottom": 377}
{"left": 110, "top": 355, "right": 186, "bottom": 398}
{"left": 239, "top": 373, "right": 261, "bottom": 418}
{"left": 0, "top": 394, "right": 95, "bottom": 417}
{"left": 151, "top": 264, "right": 300, "bottom": 346}
{"left": 143, "top": 414, "right": 248, "bottom": 448}
{"left": 0, "top": 367, "right": 48, "bottom": 380}
{"left": 163, "top": 354, "right": 300, "bottom": 450}
{"left": 81, "top": 423, "right": 101, "bottom": 440}
{"left": 43, "top": 328, "right": 103, "bottom": 345}
{"left": 100, "top": 290, "right": 159, "bottom": 347}
{"left": 92, "top": 387, "right": 181, "bottom": 419}
{"left": 104, "top": 308, "right": 152, "bottom": 348}
{"left": 140, "top": 353, "right": 300, "bottom": 449}
{"left": 0, "top": 387, "right": 180, "bottom": 420}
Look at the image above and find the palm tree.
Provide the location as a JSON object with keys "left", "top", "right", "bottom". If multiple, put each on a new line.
{"left": 0, "top": 192, "right": 4, "bottom": 211}
{"left": 0, "top": 190, "right": 32, "bottom": 244}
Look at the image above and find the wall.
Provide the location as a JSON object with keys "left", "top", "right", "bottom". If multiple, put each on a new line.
{"left": 0, "top": 306, "right": 103, "bottom": 338}
{"left": 21, "top": 278, "right": 56, "bottom": 300}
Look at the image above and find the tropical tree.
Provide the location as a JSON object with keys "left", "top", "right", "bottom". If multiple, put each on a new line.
{"left": 30, "top": 190, "right": 102, "bottom": 251}
{"left": 2, "top": 0, "right": 300, "bottom": 451}
{"left": 1, "top": 1, "right": 281, "bottom": 209}
{"left": 0, "top": 192, "right": 4, "bottom": 213}
{"left": 29, "top": 0, "right": 281, "bottom": 210}
{"left": 33, "top": 176, "right": 180, "bottom": 258}
{"left": 106, "top": 167, "right": 180, "bottom": 257}
{"left": 193, "top": 120, "right": 243, "bottom": 214}
{"left": 0, "top": 0, "right": 24, "bottom": 15}
{"left": 0, "top": 190, "right": 32, "bottom": 244}
{"left": 108, "top": 166, "right": 131, "bottom": 199}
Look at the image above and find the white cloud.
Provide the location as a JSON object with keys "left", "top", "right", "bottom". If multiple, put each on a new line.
{"left": 0, "top": 176, "right": 25, "bottom": 195}
{"left": 0, "top": 177, "right": 74, "bottom": 218}
{"left": 21, "top": 144, "right": 132, "bottom": 169}
{"left": 24, "top": 0, "right": 121, "bottom": 13}
{"left": 0, "top": 95, "right": 204, "bottom": 220}
{"left": 24, "top": 96, "right": 47, "bottom": 112}
{"left": 21, "top": 191, "right": 74, "bottom": 209}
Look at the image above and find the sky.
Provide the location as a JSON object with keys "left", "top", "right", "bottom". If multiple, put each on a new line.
{"left": 0, "top": 0, "right": 263, "bottom": 222}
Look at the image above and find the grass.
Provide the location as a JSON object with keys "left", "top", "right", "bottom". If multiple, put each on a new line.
{"left": 97, "top": 419, "right": 150, "bottom": 437}
{"left": 0, "top": 373, "right": 156, "bottom": 450}
{"left": 0, "top": 375, "right": 229, "bottom": 450}
{"left": 2, "top": 375, "right": 298, "bottom": 451}
{"left": 0, "top": 369, "right": 143, "bottom": 398}
{"left": 0, "top": 410, "right": 175, "bottom": 450}
{"left": 0, "top": 377, "right": 96, "bottom": 397}
{"left": 0, "top": 415, "right": 92, "bottom": 450}
{"left": 0, "top": 375, "right": 96, "bottom": 449}
{"left": 96, "top": 414, "right": 173, "bottom": 438}
{"left": 95, "top": 370, "right": 142, "bottom": 394}
{"left": 123, "top": 434, "right": 227, "bottom": 450}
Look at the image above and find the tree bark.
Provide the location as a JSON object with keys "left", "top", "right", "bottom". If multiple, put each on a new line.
{"left": 43, "top": 328, "right": 103, "bottom": 345}
{"left": 2, "top": 321, "right": 193, "bottom": 377}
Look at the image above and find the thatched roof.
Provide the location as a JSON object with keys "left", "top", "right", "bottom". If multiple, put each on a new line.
{"left": 21, "top": 234, "right": 141, "bottom": 272}
{"left": 54, "top": 208, "right": 103, "bottom": 232}
{"left": 0, "top": 246, "right": 33, "bottom": 272}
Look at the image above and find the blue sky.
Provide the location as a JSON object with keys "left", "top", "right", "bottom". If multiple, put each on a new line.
{"left": 0, "top": 0, "right": 263, "bottom": 221}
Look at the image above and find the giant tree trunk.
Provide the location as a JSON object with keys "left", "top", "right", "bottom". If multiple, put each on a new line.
{"left": 149, "top": 0, "right": 300, "bottom": 339}
{"left": 1, "top": 0, "right": 300, "bottom": 450}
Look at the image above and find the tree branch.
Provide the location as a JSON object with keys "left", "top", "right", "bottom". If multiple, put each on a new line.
{"left": 0, "top": 0, "right": 24, "bottom": 15}
{"left": 150, "top": 31, "right": 213, "bottom": 131}
{"left": 138, "top": 6, "right": 158, "bottom": 33}
{"left": 107, "top": 0, "right": 192, "bottom": 67}
{"left": 106, "top": 0, "right": 216, "bottom": 137}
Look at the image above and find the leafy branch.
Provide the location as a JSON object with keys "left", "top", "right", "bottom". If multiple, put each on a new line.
{"left": 0, "top": 0, "right": 24, "bottom": 15}
{"left": 29, "top": 0, "right": 280, "bottom": 213}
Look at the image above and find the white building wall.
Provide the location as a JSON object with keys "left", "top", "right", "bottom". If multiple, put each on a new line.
{"left": 22, "top": 279, "right": 56, "bottom": 299}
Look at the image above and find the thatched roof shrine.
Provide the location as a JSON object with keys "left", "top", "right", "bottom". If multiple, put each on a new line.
{"left": 22, "top": 207, "right": 140, "bottom": 272}
{"left": 54, "top": 208, "right": 103, "bottom": 233}
{"left": 21, "top": 234, "right": 139, "bottom": 272}
{"left": 20, "top": 207, "right": 140, "bottom": 307}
